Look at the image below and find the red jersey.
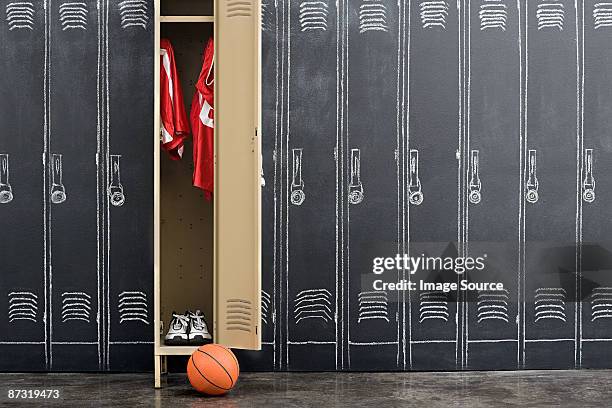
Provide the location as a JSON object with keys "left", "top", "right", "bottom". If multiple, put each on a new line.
{"left": 190, "top": 37, "right": 215, "bottom": 199}
{"left": 160, "top": 39, "right": 190, "bottom": 160}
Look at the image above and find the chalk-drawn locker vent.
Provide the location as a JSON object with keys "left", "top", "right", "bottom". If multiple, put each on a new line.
{"left": 59, "top": 2, "right": 88, "bottom": 31}
{"left": 293, "top": 289, "right": 333, "bottom": 325}
{"left": 6, "top": 2, "right": 36, "bottom": 31}
{"left": 261, "top": 1, "right": 274, "bottom": 32}
{"left": 8, "top": 291, "right": 38, "bottom": 323}
{"left": 359, "top": 0, "right": 388, "bottom": 34}
{"left": 419, "top": 291, "right": 449, "bottom": 323}
{"left": 357, "top": 291, "right": 389, "bottom": 323}
{"left": 419, "top": 1, "right": 449, "bottom": 30}
{"left": 536, "top": 0, "right": 564, "bottom": 31}
{"left": 118, "top": 291, "right": 149, "bottom": 324}
{"left": 479, "top": 0, "right": 507, "bottom": 31}
{"left": 477, "top": 289, "right": 509, "bottom": 323}
{"left": 261, "top": 291, "right": 272, "bottom": 325}
{"left": 118, "top": 0, "right": 148, "bottom": 30}
{"left": 226, "top": 299, "right": 253, "bottom": 332}
{"left": 299, "top": 1, "right": 328, "bottom": 32}
{"left": 0, "top": 154, "right": 13, "bottom": 204}
{"left": 589, "top": 287, "right": 612, "bottom": 322}
{"left": 226, "top": 0, "right": 252, "bottom": 18}
{"left": 594, "top": 3, "right": 612, "bottom": 30}
{"left": 61, "top": 291, "right": 92, "bottom": 323}
{"left": 534, "top": 288, "right": 566, "bottom": 323}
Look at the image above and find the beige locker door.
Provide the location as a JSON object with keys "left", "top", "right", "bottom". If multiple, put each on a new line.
{"left": 213, "top": 0, "right": 261, "bottom": 349}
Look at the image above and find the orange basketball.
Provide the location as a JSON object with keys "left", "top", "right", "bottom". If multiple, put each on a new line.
{"left": 187, "top": 344, "right": 240, "bottom": 396}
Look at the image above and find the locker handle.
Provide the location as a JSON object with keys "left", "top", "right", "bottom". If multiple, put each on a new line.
{"left": 50, "top": 153, "right": 67, "bottom": 204}
{"left": 290, "top": 148, "right": 305, "bottom": 205}
{"left": 468, "top": 149, "right": 481, "bottom": 204}
{"left": 408, "top": 149, "right": 423, "bottom": 205}
{"left": 108, "top": 155, "right": 126, "bottom": 207}
{"left": 0, "top": 153, "right": 14, "bottom": 204}
{"left": 525, "top": 149, "right": 538, "bottom": 204}
{"left": 348, "top": 148, "right": 364, "bottom": 205}
{"left": 582, "top": 148, "right": 595, "bottom": 203}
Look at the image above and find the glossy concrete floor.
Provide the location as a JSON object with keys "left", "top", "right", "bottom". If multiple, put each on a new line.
{"left": 1, "top": 370, "right": 611, "bottom": 407}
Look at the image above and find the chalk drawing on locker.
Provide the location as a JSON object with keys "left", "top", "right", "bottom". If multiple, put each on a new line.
{"left": 8, "top": 291, "right": 38, "bottom": 323}
{"left": 298, "top": 1, "right": 328, "bottom": 32}
{"left": 582, "top": 148, "right": 595, "bottom": 203}
{"left": 0, "top": 154, "right": 14, "bottom": 204}
{"left": 479, "top": 0, "right": 507, "bottom": 31}
{"left": 290, "top": 148, "right": 305, "bottom": 206}
{"left": 348, "top": 148, "right": 364, "bottom": 205}
{"left": 261, "top": 1, "right": 274, "bottom": 32}
{"left": 293, "top": 289, "right": 333, "bottom": 324}
{"left": 536, "top": 1, "right": 565, "bottom": 31}
{"left": 468, "top": 150, "right": 482, "bottom": 204}
{"left": 408, "top": 149, "right": 423, "bottom": 205}
{"left": 118, "top": 291, "right": 149, "bottom": 324}
{"left": 108, "top": 154, "right": 126, "bottom": 207}
{"left": 419, "top": 0, "right": 449, "bottom": 30}
{"left": 589, "top": 287, "right": 612, "bottom": 321}
{"left": 593, "top": 3, "right": 612, "bottom": 29}
{"left": 261, "top": 290, "right": 272, "bottom": 324}
{"left": 477, "top": 289, "right": 509, "bottom": 323}
{"left": 58, "top": 2, "right": 88, "bottom": 31}
{"left": 525, "top": 149, "right": 539, "bottom": 204}
{"left": 61, "top": 291, "right": 92, "bottom": 323}
{"left": 118, "top": 0, "right": 148, "bottom": 30}
{"left": 50, "top": 153, "right": 67, "bottom": 204}
{"left": 5, "top": 2, "right": 35, "bottom": 31}
{"left": 357, "top": 291, "right": 389, "bottom": 323}
{"left": 419, "top": 291, "right": 449, "bottom": 323}
{"left": 534, "top": 288, "right": 567, "bottom": 323}
{"left": 359, "top": 0, "right": 388, "bottom": 34}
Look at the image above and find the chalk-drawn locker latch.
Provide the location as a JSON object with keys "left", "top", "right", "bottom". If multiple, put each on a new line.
{"left": 290, "top": 148, "right": 305, "bottom": 206}
{"left": 50, "top": 153, "right": 67, "bottom": 204}
{"left": 108, "top": 154, "right": 126, "bottom": 207}
{"left": 0, "top": 153, "right": 14, "bottom": 204}
{"left": 408, "top": 149, "right": 423, "bottom": 205}
{"left": 348, "top": 148, "right": 364, "bottom": 205}
{"left": 525, "top": 149, "right": 538, "bottom": 204}
{"left": 582, "top": 148, "right": 595, "bottom": 203}
{"left": 468, "top": 149, "right": 481, "bottom": 204}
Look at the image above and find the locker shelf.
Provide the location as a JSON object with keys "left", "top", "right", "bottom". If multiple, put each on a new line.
{"left": 156, "top": 337, "right": 200, "bottom": 356}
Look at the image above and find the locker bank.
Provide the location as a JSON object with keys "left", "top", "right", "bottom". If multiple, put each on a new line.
{"left": 1, "top": 0, "right": 612, "bottom": 405}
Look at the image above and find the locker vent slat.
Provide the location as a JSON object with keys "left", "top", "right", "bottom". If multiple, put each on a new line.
{"left": 226, "top": 298, "right": 252, "bottom": 332}
{"left": 226, "top": 0, "right": 252, "bottom": 18}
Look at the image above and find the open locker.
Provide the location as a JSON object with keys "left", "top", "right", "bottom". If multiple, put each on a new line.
{"left": 153, "top": 0, "right": 261, "bottom": 387}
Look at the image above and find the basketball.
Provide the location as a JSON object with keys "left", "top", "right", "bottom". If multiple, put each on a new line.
{"left": 187, "top": 344, "right": 240, "bottom": 396}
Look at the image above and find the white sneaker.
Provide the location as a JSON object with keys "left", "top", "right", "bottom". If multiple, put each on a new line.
{"left": 164, "top": 312, "right": 190, "bottom": 345}
{"left": 188, "top": 310, "right": 213, "bottom": 345}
